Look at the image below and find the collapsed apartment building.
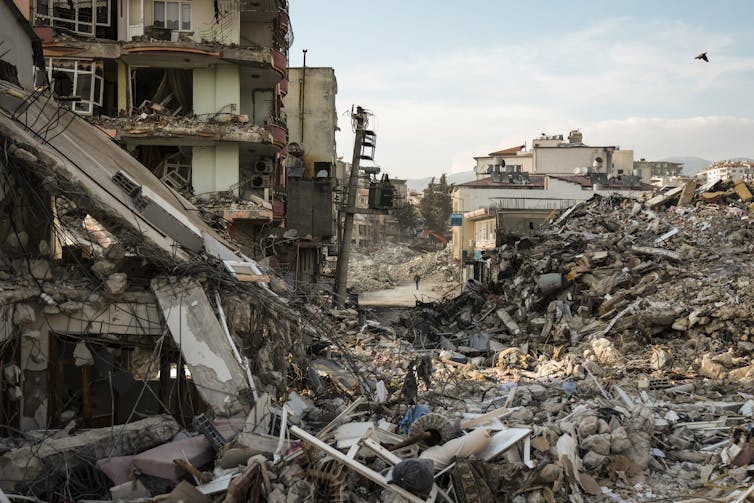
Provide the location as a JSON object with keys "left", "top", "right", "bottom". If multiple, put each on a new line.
{"left": 0, "top": 3, "right": 332, "bottom": 494}
{"left": 20, "top": 0, "right": 348, "bottom": 291}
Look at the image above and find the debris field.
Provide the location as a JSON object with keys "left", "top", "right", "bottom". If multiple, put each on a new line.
{"left": 5, "top": 153, "right": 754, "bottom": 503}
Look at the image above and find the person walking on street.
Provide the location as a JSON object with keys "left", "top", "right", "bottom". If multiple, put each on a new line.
{"left": 414, "top": 273, "right": 421, "bottom": 290}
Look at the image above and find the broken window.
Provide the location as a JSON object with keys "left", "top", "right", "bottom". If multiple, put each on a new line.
{"left": 48, "top": 333, "right": 204, "bottom": 428}
{"left": 153, "top": 0, "right": 191, "bottom": 30}
{"left": 42, "top": 58, "right": 104, "bottom": 115}
{"left": 132, "top": 68, "right": 192, "bottom": 115}
{"left": 34, "top": 0, "right": 110, "bottom": 36}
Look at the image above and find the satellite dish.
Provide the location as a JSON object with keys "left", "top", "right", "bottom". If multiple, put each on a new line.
{"left": 283, "top": 229, "right": 298, "bottom": 239}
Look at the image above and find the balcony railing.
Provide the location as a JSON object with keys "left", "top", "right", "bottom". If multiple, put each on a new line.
{"left": 271, "top": 49, "right": 287, "bottom": 77}
{"left": 264, "top": 123, "right": 287, "bottom": 148}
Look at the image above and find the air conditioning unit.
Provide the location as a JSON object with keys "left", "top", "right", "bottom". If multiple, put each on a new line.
{"left": 250, "top": 175, "right": 272, "bottom": 188}
{"left": 254, "top": 159, "right": 273, "bottom": 174}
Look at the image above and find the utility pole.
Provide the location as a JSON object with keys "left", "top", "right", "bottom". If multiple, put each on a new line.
{"left": 334, "top": 106, "right": 369, "bottom": 307}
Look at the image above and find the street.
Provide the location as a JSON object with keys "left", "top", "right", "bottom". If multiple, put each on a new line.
{"left": 358, "top": 271, "right": 460, "bottom": 307}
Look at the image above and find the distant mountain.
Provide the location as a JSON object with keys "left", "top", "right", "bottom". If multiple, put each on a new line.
{"left": 406, "top": 170, "right": 476, "bottom": 192}
{"left": 658, "top": 156, "right": 712, "bottom": 175}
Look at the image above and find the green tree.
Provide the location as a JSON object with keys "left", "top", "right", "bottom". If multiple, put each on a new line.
{"left": 394, "top": 203, "right": 419, "bottom": 236}
{"left": 419, "top": 174, "right": 453, "bottom": 235}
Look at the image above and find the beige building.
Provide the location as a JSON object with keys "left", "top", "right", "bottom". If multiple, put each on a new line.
{"left": 474, "top": 130, "right": 635, "bottom": 180}
{"left": 286, "top": 66, "right": 338, "bottom": 178}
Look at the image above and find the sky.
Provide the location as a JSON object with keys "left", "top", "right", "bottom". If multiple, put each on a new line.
{"left": 288, "top": 1, "right": 754, "bottom": 179}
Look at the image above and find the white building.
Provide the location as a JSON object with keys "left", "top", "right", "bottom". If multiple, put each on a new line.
{"left": 697, "top": 161, "right": 754, "bottom": 184}
{"left": 474, "top": 130, "right": 635, "bottom": 181}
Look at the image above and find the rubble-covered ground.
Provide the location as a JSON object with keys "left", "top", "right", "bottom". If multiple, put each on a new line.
{"left": 347, "top": 243, "right": 457, "bottom": 292}
{"left": 9, "top": 181, "right": 754, "bottom": 502}
{"left": 283, "top": 182, "right": 754, "bottom": 502}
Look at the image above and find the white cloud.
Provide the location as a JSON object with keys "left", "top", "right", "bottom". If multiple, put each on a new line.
{"left": 331, "top": 17, "right": 754, "bottom": 178}
{"left": 585, "top": 116, "right": 754, "bottom": 161}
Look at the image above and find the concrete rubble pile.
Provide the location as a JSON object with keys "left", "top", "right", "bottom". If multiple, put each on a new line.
{"left": 8, "top": 76, "right": 754, "bottom": 500}
{"left": 189, "top": 181, "right": 754, "bottom": 503}
{"left": 294, "top": 182, "right": 754, "bottom": 502}
{"left": 0, "top": 83, "right": 324, "bottom": 501}
{"left": 348, "top": 244, "right": 457, "bottom": 292}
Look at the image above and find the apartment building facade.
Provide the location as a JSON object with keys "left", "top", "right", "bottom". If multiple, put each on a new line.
{"left": 29, "top": 0, "right": 291, "bottom": 251}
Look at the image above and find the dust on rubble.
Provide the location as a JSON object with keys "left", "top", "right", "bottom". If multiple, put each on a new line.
{"left": 345, "top": 243, "right": 458, "bottom": 292}
{"left": 11, "top": 182, "right": 754, "bottom": 503}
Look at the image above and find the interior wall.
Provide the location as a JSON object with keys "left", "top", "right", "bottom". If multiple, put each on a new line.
{"left": 193, "top": 64, "right": 240, "bottom": 116}
{"left": 192, "top": 144, "right": 239, "bottom": 197}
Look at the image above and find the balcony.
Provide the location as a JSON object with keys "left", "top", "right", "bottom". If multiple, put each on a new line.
{"left": 239, "top": 0, "right": 287, "bottom": 21}
{"left": 279, "top": 77, "right": 288, "bottom": 97}
{"left": 99, "top": 116, "right": 285, "bottom": 152}
{"left": 264, "top": 123, "right": 287, "bottom": 148}
{"left": 271, "top": 49, "right": 287, "bottom": 78}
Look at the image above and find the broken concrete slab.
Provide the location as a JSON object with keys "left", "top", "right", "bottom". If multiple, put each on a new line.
{"left": 0, "top": 415, "right": 180, "bottom": 491}
{"left": 130, "top": 417, "right": 244, "bottom": 481}
{"left": 152, "top": 278, "right": 251, "bottom": 415}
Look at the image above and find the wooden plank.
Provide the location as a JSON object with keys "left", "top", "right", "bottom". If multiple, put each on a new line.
{"left": 460, "top": 406, "right": 511, "bottom": 429}
{"left": 223, "top": 461, "right": 261, "bottom": 503}
{"left": 290, "top": 425, "right": 426, "bottom": 503}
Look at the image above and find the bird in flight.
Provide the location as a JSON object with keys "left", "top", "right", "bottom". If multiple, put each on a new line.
{"left": 695, "top": 52, "right": 709, "bottom": 62}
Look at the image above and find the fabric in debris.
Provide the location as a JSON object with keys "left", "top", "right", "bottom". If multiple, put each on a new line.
{"left": 399, "top": 405, "right": 431, "bottom": 434}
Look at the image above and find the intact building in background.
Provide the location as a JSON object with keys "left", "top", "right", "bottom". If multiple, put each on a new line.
{"left": 697, "top": 160, "right": 754, "bottom": 184}
{"left": 633, "top": 159, "right": 684, "bottom": 179}
{"left": 474, "top": 130, "right": 635, "bottom": 181}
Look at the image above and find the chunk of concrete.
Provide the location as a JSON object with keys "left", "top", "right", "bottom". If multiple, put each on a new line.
{"left": 91, "top": 259, "right": 117, "bottom": 279}
{"left": 583, "top": 450, "right": 607, "bottom": 470}
{"left": 580, "top": 433, "right": 611, "bottom": 456}
{"left": 110, "top": 479, "right": 151, "bottom": 501}
{"left": 105, "top": 273, "right": 128, "bottom": 296}
{"left": 577, "top": 415, "right": 599, "bottom": 438}
{"left": 11, "top": 304, "right": 35, "bottom": 326}
{"left": 152, "top": 278, "right": 251, "bottom": 415}
{"left": 0, "top": 415, "right": 180, "bottom": 491}
{"left": 591, "top": 338, "right": 622, "bottom": 365}
{"left": 610, "top": 426, "right": 631, "bottom": 454}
